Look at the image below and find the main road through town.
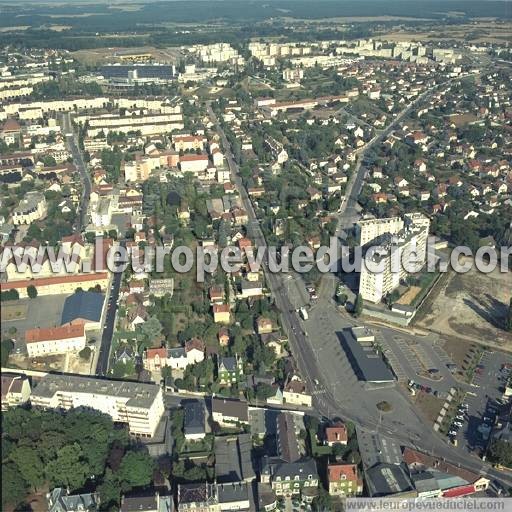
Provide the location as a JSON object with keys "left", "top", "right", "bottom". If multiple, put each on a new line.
{"left": 207, "top": 88, "right": 510, "bottom": 488}
{"left": 60, "top": 112, "right": 91, "bottom": 232}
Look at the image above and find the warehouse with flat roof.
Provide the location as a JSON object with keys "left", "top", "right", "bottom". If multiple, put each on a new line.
{"left": 338, "top": 330, "right": 394, "bottom": 384}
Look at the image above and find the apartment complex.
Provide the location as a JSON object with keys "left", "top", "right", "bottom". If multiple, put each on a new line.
{"left": 12, "top": 191, "right": 47, "bottom": 225}
{"left": 358, "top": 213, "right": 430, "bottom": 303}
{"left": 31, "top": 374, "right": 165, "bottom": 436}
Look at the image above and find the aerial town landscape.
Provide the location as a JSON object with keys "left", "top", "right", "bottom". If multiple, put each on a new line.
{"left": 0, "top": 0, "right": 511, "bottom": 511}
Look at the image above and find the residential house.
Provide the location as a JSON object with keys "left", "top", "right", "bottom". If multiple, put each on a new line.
{"left": 47, "top": 488, "right": 99, "bottom": 512}
{"left": 218, "top": 327, "right": 230, "bottom": 347}
{"left": 260, "top": 456, "right": 318, "bottom": 502}
{"left": 328, "top": 464, "right": 362, "bottom": 497}
{"left": 260, "top": 332, "right": 286, "bottom": 357}
{"left": 283, "top": 375, "right": 312, "bottom": 407}
{"left": 212, "top": 398, "right": 249, "bottom": 427}
{"left": 1, "top": 373, "right": 31, "bottom": 411}
{"left": 168, "top": 347, "right": 188, "bottom": 370}
{"left": 218, "top": 355, "right": 244, "bottom": 385}
{"left": 256, "top": 317, "right": 273, "bottom": 335}
{"left": 120, "top": 492, "right": 172, "bottom": 512}
{"left": 143, "top": 347, "right": 167, "bottom": 373}
{"left": 325, "top": 422, "right": 348, "bottom": 446}
{"left": 177, "top": 483, "right": 219, "bottom": 512}
{"left": 213, "top": 304, "right": 231, "bottom": 324}
{"left": 185, "top": 338, "right": 205, "bottom": 365}
{"left": 183, "top": 399, "right": 206, "bottom": 441}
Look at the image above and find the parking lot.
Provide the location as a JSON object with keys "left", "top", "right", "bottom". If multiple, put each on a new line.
{"left": 448, "top": 350, "right": 512, "bottom": 457}
{"left": 1, "top": 294, "right": 69, "bottom": 353}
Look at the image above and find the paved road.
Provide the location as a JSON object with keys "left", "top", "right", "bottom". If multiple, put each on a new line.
{"left": 95, "top": 262, "right": 123, "bottom": 376}
{"left": 60, "top": 112, "right": 91, "bottom": 232}
{"left": 207, "top": 98, "right": 512, "bottom": 489}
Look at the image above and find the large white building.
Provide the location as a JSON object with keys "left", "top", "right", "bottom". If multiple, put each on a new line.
{"left": 31, "top": 374, "right": 165, "bottom": 437}
{"left": 25, "top": 324, "right": 87, "bottom": 358}
{"left": 356, "top": 216, "right": 405, "bottom": 246}
{"left": 358, "top": 213, "right": 430, "bottom": 303}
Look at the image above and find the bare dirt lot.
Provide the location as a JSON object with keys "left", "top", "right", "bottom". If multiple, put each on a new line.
{"left": 416, "top": 260, "right": 512, "bottom": 351}
{"left": 413, "top": 391, "right": 444, "bottom": 425}
{"left": 397, "top": 286, "right": 421, "bottom": 306}
{"left": 1, "top": 303, "right": 27, "bottom": 322}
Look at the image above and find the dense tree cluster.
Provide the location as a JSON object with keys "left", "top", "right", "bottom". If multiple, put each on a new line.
{"left": 2, "top": 407, "right": 154, "bottom": 511}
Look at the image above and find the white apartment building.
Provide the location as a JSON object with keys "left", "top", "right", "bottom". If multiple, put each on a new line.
{"left": 12, "top": 191, "right": 47, "bottom": 225}
{"left": 25, "top": 324, "right": 87, "bottom": 358}
{"left": 192, "top": 43, "right": 241, "bottom": 64}
{"left": 356, "top": 216, "right": 405, "bottom": 246}
{"left": 179, "top": 154, "right": 209, "bottom": 173}
{"left": 358, "top": 214, "right": 430, "bottom": 303}
{"left": 91, "top": 197, "right": 113, "bottom": 228}
{"left": 282, "top": 68, "right": 304, "bottom": 82}
{"left": 31, "top": 374, "right": 165, "bottom": 437}
{"left": 1, "top": 373, "right": 31, "bottom": 411}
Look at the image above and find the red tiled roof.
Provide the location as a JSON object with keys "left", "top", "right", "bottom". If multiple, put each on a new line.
{"left": 328, "top": 464, "right": 358, "bottom": 482}
{"left": 25, "top": 323, "right": 85, "bottom": 344}
{"left": 1, "top": 118, "right": 21, "bottom": 133}
{"left": 146, "top": 347, "right": 167, "bottom": 360}
{"left": 325, "top": 422, "right": 348, "bottom": 444}
{"left": 402, "top": 448, "right": 480, "bottom": 484}
{"left": 0, "top": 272, "right": 109, "bottom": 291}
{"left": 180, "top": 154, "right": 208, "bottom": 162}
{"left": 185, "top": 337, "right": 205, "bottom": 353}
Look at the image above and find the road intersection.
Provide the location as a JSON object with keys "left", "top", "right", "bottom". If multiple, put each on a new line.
{"left": 207, "top": 89, "right": 512, "bottom": 488}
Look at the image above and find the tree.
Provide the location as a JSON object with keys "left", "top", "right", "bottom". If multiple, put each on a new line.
{"left": 304, "top": 415, "right": 319, "bottom": 434}
{"left": 46, "top": 444, "right": 89, "bottom": 491}
{"left": 507, "top": 298, "right": 512, "bottom": 332}
{"left": 10, "top": 446, "right": 45, "bottom": 491}
{"left": 0, "top": 289, "right": 19, "bottom": 301}
{"left": 79, "top": 346, "right": 91, "bottom": 360}
{"left": 312, "top": 488, "right": 332, "bottom": 511}
{"left": 354, "top": 293, "right": 363, "bottom": 317}
{"left": 97, "top": 468, "right": 121, "bottom": 510}
{"left": 332, "top": 442, "right": 346, "bottom": 458}
{"left": 2, "top": 463, "right": 28, "bottom": 509}
{"left": 1, "top": 339, "right": 14, "bottom": 366}
{"left": 118, "top": 451, "right": 154, "bottom": 489}
{"left": 140, "top": 316, "right": 163, "bottom": 345}
{"left": 487, "top": 439, "right": 512, "bottom": 468}
{"left": 26, "top": 285, "right": 38, "bottom": 299}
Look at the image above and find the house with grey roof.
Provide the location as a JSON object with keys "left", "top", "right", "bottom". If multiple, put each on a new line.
{"left": 177, "top": 483, "right": 218, "bottom": 511}
{"left": 183, "top": 399, "right": 206, "bottom": 440}
{"left": 364, "top": 462, "right": 414, "bottom": 497}
{"left": 217, "top": 482, "right": 250, "bottom": 511}
{"left": 218, "top": 355, "right": 243, "bottom": 385}
{"left": 260, "top": 456, "right": 318, "bottom": 502}
{"left": 120, "top": 491, "right": 172, "bottom": 512}
{"left": 215, "top": 433, "right": 255, "bottom": 484}
{"left": 47, "top": 487, "right": 99, "bottom": 512}
{"left": 212, "top": 398, "right": 249, "bottom": 427}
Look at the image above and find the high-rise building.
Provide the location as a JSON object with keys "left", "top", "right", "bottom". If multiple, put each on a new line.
{"left": 358, "top": 214, "right": 430, "bottom": 303}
